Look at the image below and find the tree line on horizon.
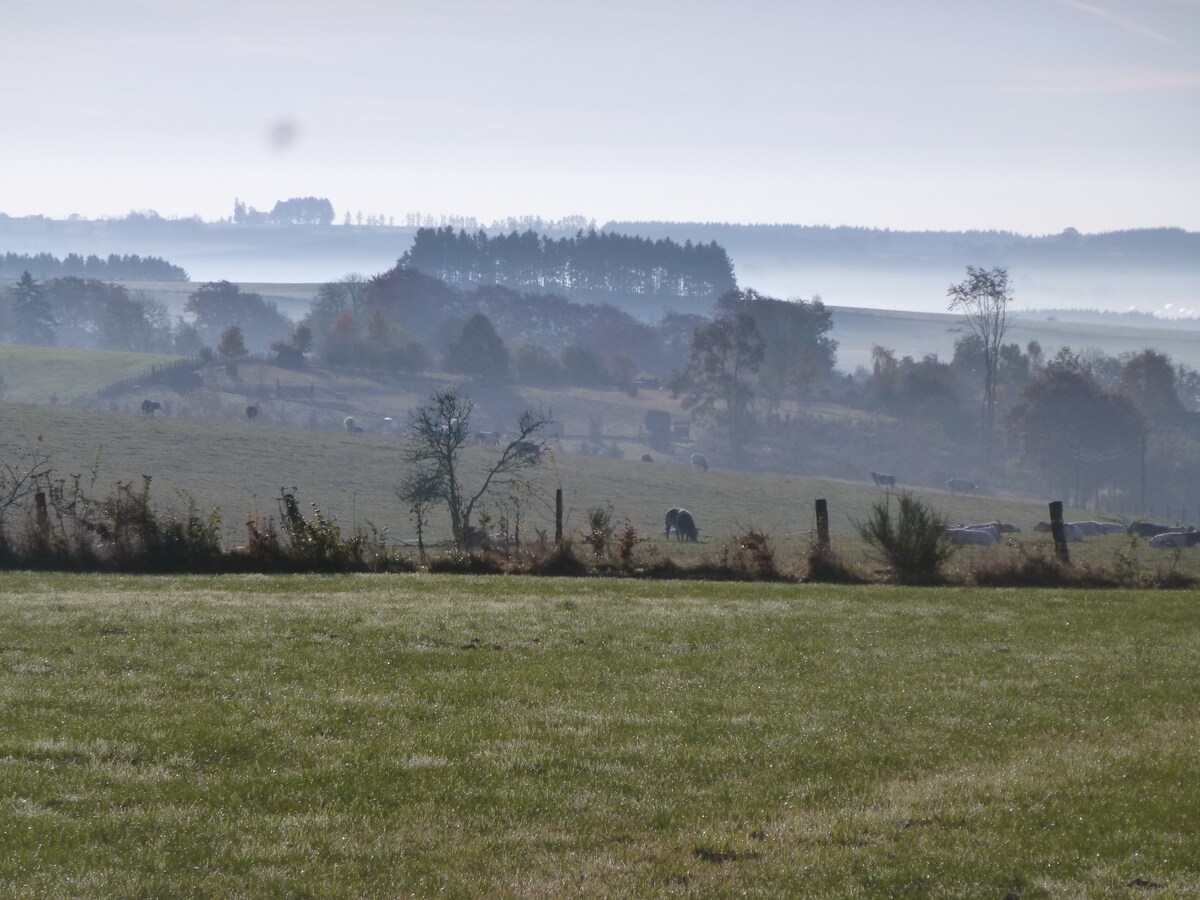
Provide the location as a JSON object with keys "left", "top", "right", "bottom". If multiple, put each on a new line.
{"left": 398, "top": 226, "right": 737, "bottom": 302}
{"left": 0, "top": 251, "right": 188, "bottom": 282}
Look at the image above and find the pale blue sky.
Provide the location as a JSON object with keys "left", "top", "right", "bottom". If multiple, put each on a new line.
{"left": 3, "top": 0, "right": 1198, "bottom": 232}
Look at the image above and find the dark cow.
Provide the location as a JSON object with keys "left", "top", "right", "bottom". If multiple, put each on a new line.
{"left": 474, "top": 431, "right": 501, "bottom": 446}
{"left": 141, "top": 399, "right": 162, "bottom": 416}
{"left": 665, "top": 507, "right": 699, "bottom": 541}
{"left": 946, "top": 477, "right": 976, "bottom": 496}
{"left": 640, "top": 453, "right": 654, "bottom": 463}
{"left": 673, "top": 509, "right": 699, "bottom": 541}
{"left": 513, "top": 440, "right": 541, "bottom": 458}
{"left": 246, "top": 405, "right": 259, "bottom": 421}
{"left": 870, "top": 471, "right": 896, "bottom": 488}
{"left": 690, "top": 453, "right": 708, "bottom": 471}
{"left": 1130, "top": 521, "right": 1174, "bottom": 538}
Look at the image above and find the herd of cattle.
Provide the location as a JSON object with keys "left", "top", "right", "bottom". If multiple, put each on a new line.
{"left": 942, "top": 519, "right": 1199, "bottom": 548}
{"left": 868, "top": 470, "right": 1198, "bottom": 548}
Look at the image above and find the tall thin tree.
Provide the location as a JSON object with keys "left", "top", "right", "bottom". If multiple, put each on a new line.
{"left": 947, "top": 265, "right": 1013, "bottom": 434}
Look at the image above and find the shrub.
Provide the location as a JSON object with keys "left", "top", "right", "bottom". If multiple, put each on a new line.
{"left": 969, "top": 540, "right": 1071, "bottom": 587}
{"left": 426, "top": 550, "right": 507, "bottom": 575}
{"left": 523, "top": 541, "right": 589, "bottom": 577}
{"left": 854, "top": 492, "right": 953, "bottom": 584}
{"left": 616, "top": 523, "right": 639, "bottom": 569}
{"left": 804, "top": 541, "right": 868, "bottom": 584}
{"left": 732, "top": 528, "right": 786, "bottom": 581}
{"left": 586, "top": 505, "right": 614, "bottom": 558}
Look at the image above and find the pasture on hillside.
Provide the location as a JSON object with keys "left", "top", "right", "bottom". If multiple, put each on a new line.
{"left": 0, "top": 346, "right": 177, "bottom": 405}
{"left": 0, "top": 573, "right": 1198, "bottom": 896}
{"left": 5, "top": 398, "right": 1187, "bottom": 582}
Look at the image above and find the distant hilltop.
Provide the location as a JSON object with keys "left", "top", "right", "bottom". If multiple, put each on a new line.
{"left": 2, "top": 213, "right": 1198, "bottom": 302}
{"left": 603, "top": 222, "right": 1200, "bottom": 269}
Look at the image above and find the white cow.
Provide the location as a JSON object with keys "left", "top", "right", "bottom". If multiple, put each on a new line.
{"left": 944, "top": 527, "right": 996, "bottom": 546}
{"left": 1149, "top": 531, "right": 1200, "bottom": 549}
{"left": 959, "top": 523, "right": 1002, "bottom": 541}
{"left": 1035, "top": 521, "right": 1084, "bottom": 542}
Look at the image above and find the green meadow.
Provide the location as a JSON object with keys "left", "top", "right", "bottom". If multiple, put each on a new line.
{"left": 2, "top": 397, "right": 1162, "bottom": 581}
{"left": 1, "top": 573, "right": 1198, "bottom": 896}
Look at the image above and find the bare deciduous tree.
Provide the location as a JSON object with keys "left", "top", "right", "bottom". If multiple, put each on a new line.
{"left": 403, "top": 388, "right": 551, "bottom": 547}
{"left": 948, "top": 265, "right": 1012, "bottom": 434}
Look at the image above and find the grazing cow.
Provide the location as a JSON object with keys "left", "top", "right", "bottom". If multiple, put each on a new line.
{"left": 673, "top": 509, "right": 699, "bottom": 541}
{"left": 512, "top": 440, "right": 541, "bottom": 458}
{"left": 245, "top": 405, "right": 258, "bottom": 421}
{"left": 641, "top": 454, "right": 654, "bottom": 463}
{"left": 141, "top": 399, "right": 162, "bottom": 416}
{"left": 344, "top": 416, "right": 364, "bottom": 434}
{"left": 943, "top": 527, "right": 996, "bottom": 546}
{"left": 474, "top": 431, "right": 501, "bottom": 447}
{"left": 664, "top": 507, "right": 700, "bottom": 541}
{"left": 690, "top": 453, "right": 708, "bottom": 472}
{"left": 946, "top": 477, "right": 977, "bottom": 496}
{"left": 1149, "top": 531, "right": 1200, "bottom": 549}
{"left": 870, "top": 471, "right": 896, "bottom": 488}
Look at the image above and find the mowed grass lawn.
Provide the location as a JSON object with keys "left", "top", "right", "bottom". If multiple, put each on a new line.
{"left": 2, "top": 575, "right": 1198, "bottom": 897}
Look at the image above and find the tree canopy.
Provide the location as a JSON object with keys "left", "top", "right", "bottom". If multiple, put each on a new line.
{"left": 399, "top": 226, "right": 736, "bottom": 303}
{"left": 948, "top": 265, "right": 1013, "bottom": 434}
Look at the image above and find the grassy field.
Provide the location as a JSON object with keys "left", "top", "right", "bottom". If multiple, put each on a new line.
{"left": 0, "top": 573, "right": 1197, "bottom": 896}
{"left": 3, "top": 343, "right": 1197, "bottom": 579}
{"left": 0, "top": 346, "right": 177, "bottom": 405}
{"left": 2, "top": 397, "right": 1152, "bottom": 578}
{"left": 830, "top": 306, "right": 1200, "bottom": 372}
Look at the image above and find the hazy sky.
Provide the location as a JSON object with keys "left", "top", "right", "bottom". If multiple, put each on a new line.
{"left": 3, "top": 0, "right": 1198, "bottom": 233}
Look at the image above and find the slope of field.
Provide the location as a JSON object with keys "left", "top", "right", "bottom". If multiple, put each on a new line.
{"left": 0, "top": 398, "right": 1133, "bottom": 572}
{"left": 829, "top": 306, "right": 1200, "bottom": 372}
{"left": 0, "top": 346, "right": 177, "bottom": 404}
{"left": 1, "top": 574, "right": 1197, "bottom": 895}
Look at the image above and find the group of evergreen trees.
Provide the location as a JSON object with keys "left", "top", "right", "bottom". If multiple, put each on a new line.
{"left": 0, "top": 252, "right": 188, "bottom": 282}
{"left": 398, "top": 227, "right": 737, "bottom": 302}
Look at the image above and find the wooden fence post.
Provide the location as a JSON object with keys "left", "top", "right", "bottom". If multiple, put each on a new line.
{"left": 1049, "top": 500, "right": 1070, "bottom": 564}
{"left": 815, "top": 498, "right": 830, "bottom": 551}
{"left": 555, "top": 488, "right": 563, "bottom": 546}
